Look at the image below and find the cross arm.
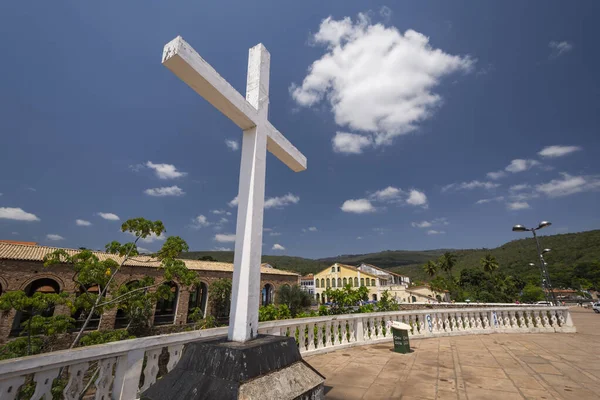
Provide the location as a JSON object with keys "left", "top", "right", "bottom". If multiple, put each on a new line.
{"left": 265, "top": 122, "right": 307, "bottom": 172}
{"left": 162, "top": 36, "right": 259, "bottom": 130}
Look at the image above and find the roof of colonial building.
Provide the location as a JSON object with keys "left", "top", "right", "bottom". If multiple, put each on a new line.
{"left": 0, "top": 242, "right": 298, "bottom": 277}
{"left": 359, "top": 263, "right": 409, "bottom": 278}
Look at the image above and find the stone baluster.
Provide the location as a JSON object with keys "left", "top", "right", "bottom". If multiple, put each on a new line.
{"left": 443, "top": 313, "right": 450, "bottom": 333}
{"left": 526, "top": 310, "right": 534, "bottom": 328}
{"left": 456, "top": 312, "right": 464, "bottom": 331}
{"left": 412, "top": 314, "right": 421, "bottom": 335}
{"left": 550, "top": 311, "right": 558, "bottom": 328}
{"left": 31, "top": 368, "right": 60, "bottom": 400}
{"left": 167, "top": 345, "right": 184, "bottom": 372}
{"left": 518, "top": 311, "right": 526, "bottom": 330}
{"left": 0, "top": 376, "right": 26, "bottom": 400}
{"left": 450, "top": 313, "right": 457, "bottom": 332}
{"left": 534, "top": 310, "right": 542, "bottom": 328}
{"left": 556, "top": 310, "right": 566, "bottom": 327}
{"left": 94, "top": 357, "right": 117, "bottom": 400}
{"left": 113, "top": 349, "right": 145, "bottom": 400}
{"left": 140, "top": 349, "right": 162, "bottom": 393}
{"left": 307, "top": 323, "right": 316, "bottom": 351}
{"left": 475, "top": 312, "right": 483, "bottom": 330}
{"left": 341, "top": 320, "right": 348, "bottom": 345}
{"left": 510, "top": 311, "right": 518, "bottom": 330}
{"left": 63, "top": 362, "right": 90, "bottom": 400}
{"left": 542, "top": 311, "right": 551, "bottom": 328}
{"left": 482, "top": 312, "right": 490, "bottom": 330}
{"left": 376, "top": 317, "right": 383, "bottom": 339}
{"left": 463, "top": 312, "right": 471, "bottom": 330}
{"left": 316, "top": 322, "right": 324, "bottom": 348}
{"left": 348, "top": 319, "right": 356, "bottom": 343}
{"left": 503, "top": 312, "right": 511, "bottom": 330}
{"left": 298, "top": 323, "right": 306, "bottom": 351}
{"left": 325, "top": 321, "right": 333, "bottom": 347}
{"left": 470, "top": 312, "right": 477, "bottom": 331}
{"left": 355, "top": 318, "right": 365, "bottom": 343}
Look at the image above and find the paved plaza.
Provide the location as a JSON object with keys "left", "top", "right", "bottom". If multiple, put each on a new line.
{"left": 305, "top": 308, "right": 600, "bottom": 399}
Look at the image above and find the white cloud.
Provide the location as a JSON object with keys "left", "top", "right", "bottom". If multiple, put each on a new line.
{"left": 487, "top": 171, "right": 506, "bottom": 180}
{"left": 272, "top": 243, "right": 285, "bottom": 251}
{"left": 549, "top": 41, "right": 573, "bottom": 58}
{"left": 213, "top": 247, "right": 232, "bottom": 251}
{"left": 46, "top": 234, "right": 64, "bottom": 241}
{"left": 357, "top": 236, "right": 363, "bottom": 240}
{"left": 211, "top": 209, "right": 232, "bottom": 215}
{"left": 341, "top": 198, "right": 375, "bottom": 213}
{"left": 97, "top": 212, "right": 120, "bottom": 221}
{"left": 538, "top": 145, "right": 582, "bottom": 158}
{"left": 411, "top": 221, "right": 432, "bottom": 228}
{"left": 215, "top": 233, "right": 236, "bottom": 243}
{"left": 370, "top": 186, "right": 401, "bottom": 201}
{"left": 506, "top": 201, "right": 530, "bottom": 210}
{"left": 442, "top": 180, "right": 500, "bottom": 192}
{"left": 427, "top": 230, "right": 445, "bottom": 235}
{"left": 145, "top": 161, "right": 187, "bottom": 179}
{"left": 137, "top": 247, "right": 151, "bottom": 254}
{"left": 264, "top": 193, "right": 300, "bottom": 209}
{"left": 505, "top": 159, "right": 540, "bottom": 173}
{"left": 192, "top": 215, "right": 210, "bottom": 228}
{"left": 475, "top": 196, "right": 504, "bottom": 204}
{"left": 225, "top": 139, "right": 239, "bottom": 151}
{"left": 332, "top": 132, "right": 373, "bottom": 154}
{"left": 76, "top": 219, "right": 92, "bottom": 226}
{"left": 144, "top": 186, "right": 185, "bottom": 197}
{"left": 228, "top": 196, "right": 239, "bottom": 208}
{"left": 406, "top": 190, "right": 428, "bottom": 207}
{"left": 127, "top": 231, "right": 166, "bottom": 244}
{"left": 291, "top": 13, "right": 475, "bottom": 153}
{"left": 0, "top": 207, "right": 40, "bottom": 221}
{"left": 263, "top": 228, "right": 273, "bottom": 232}
{"left": 510, "top": 184, "right": 530, "bottom": 192}
{"left": 535, "top": 173, "right": 600, "bottom": 198}
{"left": 308, "top": 226, "right": 318, "bottom": 232}
{"left": 269, "top": 232, "right": 282, "bottom": 237}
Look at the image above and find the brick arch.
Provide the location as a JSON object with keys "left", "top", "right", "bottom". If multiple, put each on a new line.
{"left": 19, "top": 273, "right": 66, "bottom": 292}
{"left": 261, "top": 281, "right": 277, "bottom": 306}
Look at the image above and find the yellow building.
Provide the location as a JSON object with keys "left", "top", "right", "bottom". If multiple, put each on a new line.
{"left": 313, "top": 263, "right": 380, "bottom": 303}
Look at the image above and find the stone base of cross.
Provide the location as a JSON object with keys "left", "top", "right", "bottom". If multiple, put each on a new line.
{"left": 162, "top": 37, "right": 307, "bottom": 342}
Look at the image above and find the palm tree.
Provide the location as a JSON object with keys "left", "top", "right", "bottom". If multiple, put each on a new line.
{"left": 439, "top": 252, "right": 457, "bottom": 278}
{"left": 423, "top": 260, "right": 438, "bottom": 278}
{"left": 480, "top": 254, "right": 499, "bottom": 274}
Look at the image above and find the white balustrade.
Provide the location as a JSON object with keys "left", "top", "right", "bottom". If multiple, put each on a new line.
{"left": 0, "top": 307, "right": 575, "bottom": 400}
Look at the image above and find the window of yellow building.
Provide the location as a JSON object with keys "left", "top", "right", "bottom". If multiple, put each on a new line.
{"left": 366, "top": 279, "right": 370, "bottom": 287}
{"left": 360, "top": 278, "right": 364, "bottom": 286}
{"left": 354, "top": 277, "right": 358, "bottom": 287}
{"left": 371, "top": 279, "right": 376, "bottom": 286}
{"left": 343, "top": 278, "right": 347, "bottom": 286}
{"left": 332, "top": 279, "right": 336, "bottom": 288}
{"left": 315, "top": 280, "right": 320, "bottom": 288}
{"left": 326, "top": 278, "right": 330, "bottom": 288}
{"left": 337, "top": 278, "right": 342, "bottom": 287}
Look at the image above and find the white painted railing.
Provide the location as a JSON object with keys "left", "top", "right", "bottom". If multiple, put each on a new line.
{"left": 0, "top": 306, "right": 575, "bottom": 400}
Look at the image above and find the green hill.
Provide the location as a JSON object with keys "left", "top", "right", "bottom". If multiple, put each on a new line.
{"left": 181, "top": 230, "right": 600, "bottom": 286}
{"left": 179, "top": 251, "right": 330, "bottom": 276}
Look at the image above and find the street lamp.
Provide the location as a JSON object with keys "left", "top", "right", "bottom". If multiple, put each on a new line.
{"left": 512, "top": 221, "right": 557, "bottom": 305}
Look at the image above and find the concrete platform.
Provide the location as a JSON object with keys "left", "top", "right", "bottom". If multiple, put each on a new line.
{"left": 305, "top": 308, "right": 600, "bottom": 400}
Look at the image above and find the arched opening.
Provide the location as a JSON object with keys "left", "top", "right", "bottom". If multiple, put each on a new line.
{"left": 11, "top": 278, "right": 61, "bottom": 336}
{"left": 315, "top": 294, "right": 320, "bottom": 303}
{"left": 436, "top": 294, "right": 442, "bottom": 302}
{"left": 321, "top": 293, "right": 326, "bottom": 304}
{"left": 331, "top": 278, "right": 336, "bottom": 288}
{"left": 372, "top": 294, "right": 378, "bottom": 301}
{"left": 360, "top": 278, "right": 365, "bottom": 287}
{"left": 315, "top": 279, "right": 320, "bottom": 288}
{"left": 411, "top": 296, "right": 417, "bottom": 303}
{"left": 262, "top": 283, "right": 274, "bottom": 306}
{"left": 371, "top": 279, "right": 376, "bottom": 287}
{"left": 320, "top": 278, "right": 324, "bottom": 288}
{"left": 187, "top": 282, "right": 209, "bottom": 322}
{"left": 72, "top": 285, "right": 101, "bottom": 331}
{"left": 343, "top": 278, "right": 347, "bottom": 286}
{"left": 326, "top": 278, "right": 330, "bottom": 288}
{"left": 366, "top": 279, "right": 370, "bottom": 287}
{"left": 153, "top": 282, "right": 179, "bottom": 326}
{"left": 114, "top": 281, "right": 140, "bottom": 329}
{"left": 354, "top": 277, "right": 359, "bottom": 287}
{"left": 337, "top": 278, "right": 342, "bottom": 287}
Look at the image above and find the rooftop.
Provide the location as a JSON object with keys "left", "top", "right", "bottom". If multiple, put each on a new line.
{"left": 0, "top": 242, "right": 299, "bottom": 276}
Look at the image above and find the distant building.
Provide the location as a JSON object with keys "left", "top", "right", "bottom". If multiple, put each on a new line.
{"left": 300, "top": 274, "right": 315, "bottom": 295}
{"left": 313, "top": 263, "right": 449, "bottom": 304}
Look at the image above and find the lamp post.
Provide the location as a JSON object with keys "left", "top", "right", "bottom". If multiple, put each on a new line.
{"left": 513, "top": 221, "right": 558, "bottom": 305}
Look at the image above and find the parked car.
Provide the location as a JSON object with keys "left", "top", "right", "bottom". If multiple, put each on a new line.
{"left": 592, "top": 302, "right": 600, "bottom": 313}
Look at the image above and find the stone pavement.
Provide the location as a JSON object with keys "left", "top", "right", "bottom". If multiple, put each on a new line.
{"left": 305, "top": 308, "right": 600, "bottom": 399}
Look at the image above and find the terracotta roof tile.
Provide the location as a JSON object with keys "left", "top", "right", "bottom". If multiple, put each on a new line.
{"left": 0, "top": 243, "right": 298, "bottom": 276}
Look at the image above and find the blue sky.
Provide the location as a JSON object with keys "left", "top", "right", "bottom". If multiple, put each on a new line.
{"left": 1, "top": 1, "right": 599, "bottom": 259}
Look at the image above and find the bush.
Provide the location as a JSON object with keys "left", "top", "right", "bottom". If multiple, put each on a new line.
{"left": 79, "top": 330, "right": 134, "bottom": 347}
{"left": 258, "top": 304, "right": 291, "bottom": 322}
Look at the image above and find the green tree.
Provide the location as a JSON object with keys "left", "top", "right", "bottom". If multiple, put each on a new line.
{"left": 480, "top": 254, "right": 499, "bottom": 275}
{"left": 376, "top": 290, "right": 399, "bottom": 312}
{"left": 275, "top": 285, "right": 311, "bottom": 317}
{"left": 208, "top": 279, "right": 232, "bottom": 321}
{"left": 520, "top": 283, "right": 545, "bottom": 303}
{"left": 438, "top": 252, "right": 457, "bottom": 278}
{"left": 323, "top": 285, "right": 369, "bottom": 315}
{"left": 422, "top": 260, "right": 438, "bottom": 278}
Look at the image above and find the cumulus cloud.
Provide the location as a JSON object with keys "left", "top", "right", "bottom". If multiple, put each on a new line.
{"left": 76, "top": 219, "right": 92, "bottom": 226}
{"left": 427, "top": 230, "right": 445, "bottom": 235}
{"left": 308, "top": 226, "right": 318, "bottom": 232}
{"left": 146, "top": 161, "right": 187, "bottom": 179}
{"left": 487, "top": 171, "right": 506, "bottom": 180}
{"left": 291, "top": 12, "right": 475, "bottom": 153}
{"left": 126, "top": 231, "right": 166, "bottom": 243}
{"left": 510, "top": 184, "right": 530, "bottom": 192}
{"left": 538, "top": 145, "right": 582, "bottom": 158}
{"left": 442, "top": 180, "right": 500, "bottom": 192}
{"left": 0, "top": 207, "right": 40, "bottom": 221}
{"left": 535, "top": 173, "right": 600, "bottom": 198}
{"left": 370, "top": 186, "right": 402, "bottom": 201}
{"left": 549, "top": 41, "right": 573, "bottom": 58}
{"left": 506, "top": 201, "right": 530, "bottom": 210}
{"left": 213, "top": 247, "right": 232, "bottom": 251}
{"left": 505, "top": 159, "right": 540, "bottom": 173}
{"left": 211, "top": 209, "right": 232, "bottom": 216}
{"left": 269, "top": 232, "right": 282, "bottom": 237}
{"left": 97, "top": 212, "right": 120, "bottom": 221}
{"left": 225, "top": 140, "right": 239, "bottom": 151}
{"left": 192, "top": 215, "right": 210, "bottom": 228}
{"left": 341, "top": 198, "right": 375, "bottom": 213}
{"left": 412, "top": 217, "right": 448, "bottom": 228}
{"left": 144, "top": 186, "right": 185, "bottom": 197}
{"left": 46, "top": 234, "right": 65, "bottom": 241}
{"left": 264, "top": 193, "right": 300, "bottom": 209}
{"left": 228, "top": 196, "right": 239, "bottom": 208}
{"left": 137, "top": 247, "right": 151, "bottom": 254}
{"left": 475, "top": 196, "right": 504, "bottom": 205}
{"left": 406, "top": 190, "right": 428, "bottom": 207}
{"left": 272, "top": 243, "right": 286, "bottom": 251}
{"left": 411, "top": 221, "right": 432, "bottom": 228}
{"left": 215, "top": 233, "right": 236, "bottom": 243}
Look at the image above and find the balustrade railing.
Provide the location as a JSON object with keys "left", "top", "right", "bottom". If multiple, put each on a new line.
{"left": 0, "top": 306, "right": 575, "bottom": 400}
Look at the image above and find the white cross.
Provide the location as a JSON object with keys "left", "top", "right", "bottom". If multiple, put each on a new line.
{"left": 162, "top": 36, "right": 307, "bottom": 342}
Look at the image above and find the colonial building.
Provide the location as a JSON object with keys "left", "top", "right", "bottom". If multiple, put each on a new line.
{"left": 299, "top": 274, "right": 315, "bottom": 295}
{"left": 0, "top": 242, "right": 298, "bottom": 342}
{"left": 313, "top": 263, "right": 450, "bottom": 304}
